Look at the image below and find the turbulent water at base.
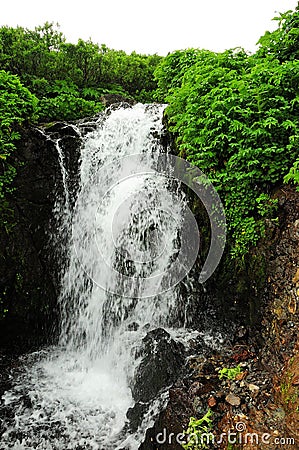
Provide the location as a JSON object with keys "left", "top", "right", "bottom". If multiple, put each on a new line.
{"left": 1, "top": 104, "right": 223, "bottom": 450}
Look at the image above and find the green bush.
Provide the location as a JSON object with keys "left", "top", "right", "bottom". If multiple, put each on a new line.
{"left": 155, "top": 45, "right": 299, "bottom": 257}
{"left": 0, "top": 23, "right": 161, "bottom": 106}
{"left": 0, "top": 70, "right": 38, "bottom": 200}
{"left": 38, "top": 94, "right": 103, "bottom": 122}
{"left": 284, "top": 159, "right": 299, "bottom": 190}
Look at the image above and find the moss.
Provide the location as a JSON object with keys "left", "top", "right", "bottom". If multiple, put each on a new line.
{"left": 279, "top": 352, "right": 299, "bottom": 417}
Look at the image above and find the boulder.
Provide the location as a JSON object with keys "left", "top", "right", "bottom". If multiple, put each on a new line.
{"left": 131, "top": 328, "right": 186, "bottom": 404}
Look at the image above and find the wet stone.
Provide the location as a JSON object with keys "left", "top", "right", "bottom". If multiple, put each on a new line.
{"left": 225, "top": 393, "right": 241, "bottom": 406}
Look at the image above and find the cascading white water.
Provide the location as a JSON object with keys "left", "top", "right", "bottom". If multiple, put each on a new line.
{"left": 2, "top": 103, "right": 208, "bottom": 450}
{"left": 59, "top": 104, "right": 182, "bottom": 361}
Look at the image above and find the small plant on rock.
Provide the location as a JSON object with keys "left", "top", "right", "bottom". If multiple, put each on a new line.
{"left": 218, "top": 364, "right": 243, "bottom": 380}
{"left": 182, "top": 409, "right": 213, "bottom": 449}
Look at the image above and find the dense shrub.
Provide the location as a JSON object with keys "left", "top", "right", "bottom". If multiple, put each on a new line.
{"left": 0, "top": 22, "right": 162, "bottom": 114}
{"left": 0, "top": 70, "right": 38, "bottom": 201}
{"left": 155, "top": 18, "right": 299, "bottom": 257}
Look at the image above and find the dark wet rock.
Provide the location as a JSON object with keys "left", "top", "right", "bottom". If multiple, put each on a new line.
{"left": 56, "top": 135, "right": 81, "bottom": 205}
{"left": 126, "top": 402, "right": 148, "bottom": 432}
{"left": 79, "top": 125, "right": 96, "bottom": 135}
{"left": 207, "top": 396, "right": 217, "bottom": 407}
{"left": 127, "top": 329, "right": 186, "bottom": 434}
{"left": 0, "top": 124, "right": 82, "bottom": 351}
{"left": 188, "top": 381, "right": 203, "bottom": 398}
{"left": 20, "top": 394, "right": 33, "bottom": 409}
{"left": 233, "top": 325, "right": 248, "bottom": 343}
{"left": 225, "top": 392, "right": 241, "bottom": 406}
{"left": 44, "top": 122, "right": 80, "bottom": 137}
{"left": 127, "top": 322, "right": 139, "bottom": 331}
{"left": 137, "top": 181, "right": 299, "bottom": 449}
{"left": 131, "top": 328, "right": 186, "bottom": 404}
{"left": 140, "top": 385, "right": 194, "bottom": 450}
{"left": 100, "top": 94, "right": 136, "bottom": 107}
{"left": 200, "top": 361, "right": 216, "bottom": 375}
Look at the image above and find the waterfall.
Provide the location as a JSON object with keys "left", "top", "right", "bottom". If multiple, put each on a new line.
{"left": 0, "top": 104, "right": 188, "bottom": 449}
{"left": 1, "top": 103, "right": 226, "bottom": 450}
{"left": 59, "top": 103, "right": 182, "bottom": 360}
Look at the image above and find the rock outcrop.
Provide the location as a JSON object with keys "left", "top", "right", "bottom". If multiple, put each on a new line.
{"left": 139, "top": 186, "right": 299, "bottom": 450}
{"left": 0, "top": 123, "right": 81, "bottom": 351}
{"left": 128, "top": 328, "right": 186, "bottom": 432}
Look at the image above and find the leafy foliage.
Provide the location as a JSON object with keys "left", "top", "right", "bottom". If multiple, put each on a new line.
{"left": 38, "top": 93, "right": 104, "bottom": 122}
{"left": 155, "top": 24, "right": 299, "bottom": 256}
{"left": 218, "top": 364, "right": 243, "bottom": 380}
{"left": 182, "top": 410, "right": 213, "bottom": 449}
{"left": 257, "top": 5, "right": 299, "bottom": 62}
{"left": 284, "top": 158, "right": 299, "bottom": 190}
{"left": 257, "top": 5, "right": 299, "bottom": 192}
{"left": 0, "top": 70, "right": 38, "bottom": 200}
{"left": 154, "top": 48, "right": 202, "bottom": 100}
{"left": 0, "top": 23, "right": 162, "bottom": 121}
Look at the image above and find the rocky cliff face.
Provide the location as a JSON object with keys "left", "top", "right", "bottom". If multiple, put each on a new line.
{"left": 0, "top": 123, "right": 81, "bottom": 351}
{"left": 259, "top": 187, "right": 299, "bottom": 445}
{"left": 140, "top": 186, "right": 299, "bottom": 450}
